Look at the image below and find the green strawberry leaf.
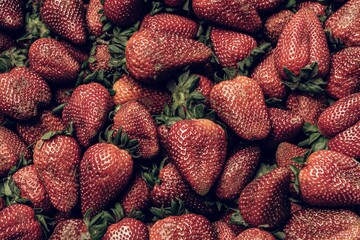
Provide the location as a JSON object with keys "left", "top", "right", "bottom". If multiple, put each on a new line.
{"left": 229, "top": 209, "right": 249, "bottom": 227}
{"left": 290, "top": 165, "right": 301, "bottom": 194}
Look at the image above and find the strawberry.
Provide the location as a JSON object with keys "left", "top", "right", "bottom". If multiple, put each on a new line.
{"left": 50, "top": 219, "right": 90, "bottom": 239}
{"left": 239, "top": 167, "right": 291, "bottom": 229}
{"left": 139, "top": 13, "right": 198, "bottom": 39}
{"left": 0, "top": 199, "right": 4, "bottom": 211}
{"left": 284, "top": 208, "right": 360, "bottom": 240}
{"left": 86, "top": 0, "right": 104, "bottom": 37}
{"left": 125, "top": 30, "right": 212, "bottom": 83}
{"left": 0, "top": 67, "right": 51, "bottom": 120}
{"left": 264, "top": 10, "right": 294, "bottom": 44}
{"left": 215, "top": 145, "right": 261, "bottom": 201}
{"left": 150, "top": 213, "right": 216, "bottom": 239}
{"left": 55, "top": 87, "right": 73, "bottom": 105}
{"left": 325, "top": 0, "right": 360, "bottom": 47}
{"left": 41, "top": 0, "right": 87, "bottom": 45}
{"left": 0, "top": 0, "right": 23, "bottom": 30}
{"left": 0, "top": 126, "right": 31, "bottom": 177}
{"left": 253, "top": 0, "right": 286, "bottom": 12}
{"left": 234, "top": 228, "right": 275, "bottom": 240}
{"left": 211, "top": 27, "right": 257, "bottom": 68}
{"left": 210, "top": 76, "right": 271, "bottom": 141}
{"left": 0, "top": 204, "right": 43, "bottom": 239}
{"left": 167, "top": 119, "right": 227, "bottom": 196}
{"left": 60, "top": 40, "right": 89, "bottom": 63}
{"left": 297, "top": 1, "right": 327, "bottom": 15}
{"left": 299, "top": 150, "right": 360, "bottom": 206}
{"left": 0, "top": 30, "right": 15, "bottom": 52}
{"left": 89, "top": 44, "right": 112, "bottom": 73}
{"left": 103, "top": 218, "right": 149, "bottom": 240}
{"left": 328, "top": 121, "right": 360, "bottom": 158}
{"left": 192, "top": 0, "right": 262, "bottom": 33}
{"left": 62, "top": 82, "right": 113, "bottom": 147}
{"left": 195, "top": 74, "right": 213, "bottom": 103}
{"left": 34, "top": 134, "right": 81, "bottom": 212}
{"left": 275, "top": 142, "right": 307, "bottom": 170}
{"left": 213, "top": 221, "right": 236, "bottom": 240}
{"left": 163, "top": 0, "right": 186, "bottom": 7}
{"left": 103, "top": 0, "right": 143, "bottom": 27}
{"left": 326, "top": 47, "right": 360, "bottom": 99}
{"left": 221, "top": 211, "right": 247, "bottom": 236}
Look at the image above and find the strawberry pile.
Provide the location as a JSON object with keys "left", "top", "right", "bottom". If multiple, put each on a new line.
{"left": 0, "top": 0, "right": 359, "bottom": 239}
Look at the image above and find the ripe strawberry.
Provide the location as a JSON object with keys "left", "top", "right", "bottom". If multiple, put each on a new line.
{"left": 275, "top": 8, "right": 330, "bottom": 79}
{"left": 210, "top": 76, "right": 271, "bottom": 141}
{"left": 297, "top": 1, "right": 327, "bottom": 15}
{"left": 125, "top": 30, "right": 212, "bottom": 83}
{"left": 49, "top": 219, "right": 90, "bottom": 240}
{"left": 234, "top": 228, "right": 275, "bottom": 240}
{"left": 60, "top": 40, "right": 89, "bottom": 63}
{"left": 0, "top": 0, "right": 23, "bottom": 30}
{"left": 150, "top": 214, "right": 216, "bottom": 239}
{"left": 221, "top": 211, "right": 246, "bottom": 236}
{"left": 284, "top": 208, "right": 360, "bottom": 240}
{"left": 140, "top": 13, "right": 198, "bottom": 39}
{"left": 55, "top": 87, "right": 73, "bottom": 105}
{"left": 275, "top": 142, "right": 307, "bottom": 170}
{"left": 103, "top": 218, "right": 149, "bottom": 240}
{"left": 0, "top": 126, "right": 31, "bottom": 177}
{"left": 239, "top": 167, "right": 291, "bottom": 229}
{"left": 89, "top": 44, "right": 112, "bottom": 73}
{"left": 0, "top": 67, "right": 51, "bottom": 120}
{"left": 326, "top": 47, "right": 360, "bottom": 99}
{"left": 192, "top": 0, "right": 262, "bottom": 33}
{"left": 167, "top": 119, "right": 227, "bottom": 196}
{"left": 215, "top": 145, "right": 261, "bottom": 201}
{"left": 41, "top": 0, "right": 87, "bottom": 45}
{"left": 163, "top": 0, "right": 186, "bottom": 6}
{"left": 325, "top": 0, "right": 360, "bottom": 47}
{"left": 86, "top": 0, "right": 104, "bottom": 37}
{"left": 264, "top": 10, "right": 293, "bottom": 44}
{"left": 0, "top": 30, "right": 15, "bottom": 52}
{"left": 253, "top": 0, "right": 285, "bottom": 12}
{"left": 195, "top": 74, "right": 213, "bottom": 103}
{"left": 103, "top": 0, "right": 143, "bottom": 27}
{"left": 0, "top": 199, "right": 5, "bottom": 211}
{"left": 62, "top": 82, "right": 113, "bottom": 147}
{"left": 213, "top": 221, "right": 236, "bottom": 240}
{"left": 210, "top": 27, "right": 257, "bottom": 68}
{"left": 299, "top": 150, "right": 360, "bottom": 206}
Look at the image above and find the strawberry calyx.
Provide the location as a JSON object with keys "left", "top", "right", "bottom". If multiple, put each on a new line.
{"left": 37, "top": 122, "right": 74, "bottom": 149}
{"left": 0, "top": 176, "right": 31, "bottom": 207}
{"left": 149, "top": 198, "right": 190, "bottom": 222}
{"left": 147, "top": 0, "right": 191, "bottom": 15}
{"left": 254, "top": 164, "right": 278, "bottom": 179}
{"left": 34, "top": 208, "right": 53, "bottom": 239}
{"left": 140, "top": 157, "right": 167, "bottom": 188}
{"left": 324, "top": 29, "right": 345, "bottom": 53}
{"left": 229, "top": 209, "right": 249, "bottom": 227}
{"left": 0, "top": 47, "right": 28, "bottom": 73}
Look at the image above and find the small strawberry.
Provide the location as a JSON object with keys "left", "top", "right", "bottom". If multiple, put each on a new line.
{"left": 234, "top": 228, "right": 275, "bottom": 240}
{"left": 103, "top": 0, "right": 143, "bottom": 27}
{"left": 0, "top": 30, "right": 15, "bottom": 52}
{"left": 89, "top": 44, "right": 112, "bottom": 73}
{"left": 195, "top": 74, "right": 213, "bottom": 103}
{"left": 54, "top": 87, "right": 73, "bottom": 105}
{"left": 275, "top": 142, "right": 307, "bottom": 170}
{"left": 213, "top": 221, "right": 236, "bottom": 240}
{"left": 49, "top": 219, "right": 90, "bottom": 240}
{"left": 86, "top": 0, "right": 104, "bottom": 37}
{"left": 264, "top": 10, "right": 294, "bottom": 44}
{"left": 0, "top": 0, "right": 23, "bottom": 30}
{"left": 221, "top": 211, "right": 247, "bottom": 236}
{"left": 103, "top": 218, "right": 149, "bottom": 240}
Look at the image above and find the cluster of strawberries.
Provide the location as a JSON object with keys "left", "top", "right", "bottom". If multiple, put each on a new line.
{"left": 0, "top": 0, "right": 359, "bottom": 239}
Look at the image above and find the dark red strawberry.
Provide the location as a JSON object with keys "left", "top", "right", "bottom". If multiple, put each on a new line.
{"left": 297, "top": 1, "right": 327, "bottom": 15}
{"left": 55, "top": 87, "right": 73, "bottom": 105}
{"left": 0, "top": 30, "right": 15, "bottom": 52}
{"left": 157, "top": 124, "right": 170, "bottom": 151}
{"left": 275, "top": 142, "right": 307, "bottom": 170}
{"left": 41, "top": 0, "right": 87, "bottom": 45}
{"left": 210, "top": 76, "right": 271, "bottom": 141}
{"left": 103, "top": 218, "right": 149, "bottom": 240}
{"left": 213, "top": 221, "right": 236, "bottom": 240}
{"left": 60, "top": 40, "right": 89, "bottom": 63}
{"left": 140, "top": 13, "right": 198, "bottom": 39}
{"left": 163, "top": 0, "right": 186, "bottom": 7}
{"left": 0, "top": 199, "right": 5, "bottom": 211}
{"left": 221, "top": 211, "right": 246, "bottom": 236}
{"left": 195, "top": 74, "right": 213, "bottom": 103}
{"left": 167, "top": 119, "right": 227, "bottom": 196}
{"left": 89, "top": 44, "right": 112, "bottom": 73}
{"left": 253, "top": 0, "right": 285, "bottom": 12}
{"left": 239, "top": 167, "right": 291, "bottom": 229}
{"left": 264, "top": 10, "right": 293, "bottom": 44}
{"left": 103, "top": 0, "right": 143, "bottom": 27}
{"left": 62, "top": 82, "right": 113, "bottom": 147}
{"left": 326, "top": 47, "right": 360, "bottom": 99}
{"left": 49, "top": 219, "right": 90, "bottom": 240}
{"left": 284, "top": 208, "right": 360, "bottom": 240}
{"left": 86, "top": 0, "right": 104, "bottom": 37}
{"left": 235, "top": 228, "right": 275, "bottom": 240}
{"left": 125, "top": 30, "right": 212, "bottom": 83}
{"left": 215, "top": 145, "right": 261, "bottom": 201}
{"left": 192, "top": 0, "right": 262, "bottom": 33}
{"left": 0, "top": 67, "right": 51, "bottom": 120}
{"left": 299, "top": 150, "right": 360, "bottom": 206}
{"left": 0, "top": 0, "right": 23, "bottom": 30}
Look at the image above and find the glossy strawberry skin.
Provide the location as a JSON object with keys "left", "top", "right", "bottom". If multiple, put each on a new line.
{"left": 264, "top": 10, "right": 293, "bottom": 44}
{"left": 49, "top": 219, "right": 90, "bottom": 240}
{"left": 167, "top": 119, "right": 227, "bottom": 196}
{"left": 0, "top": 67, "right": 51, "bottom": 120}
{"left": 86, "top": 0, "right": 103, "bottom": 36}
{"left": 213, "top": 221, "right": 236, "bottom": 240}
{"left": 0, "top": 30, "right": 15, "bottom": 52}
{"left": 103, "top": 218, "right": 149, "bottom": 240}
{"left": 103, "top": 0, "right": 143, "bottom": 27}
{"left": 299, "top": 150, "right": 360, "bottom": 206}
{"left": 0, "top": 0, "right": 23, "bottom": 30}
{"left": 234, "top": 228, "right": 275, "bottom": 240}
{"left": 210, "top": 76, "right": 271, "bottom": 141}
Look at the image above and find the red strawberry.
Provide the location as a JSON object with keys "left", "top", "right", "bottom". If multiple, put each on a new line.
{"left": 239, "top": 167, "right": 291, "bottom": 229}
{"left": 235, "top": 228, "right": 275, "bottom": 240}
{"left": 60, "top": 40, "right": 89, "bottom": 63}
{"left": 299, "top": 150, "right": 360, "bottom": 206}
{"left": 163, "top": 0, "right": 186, "bottom": 7}
{"left": 86, "top": 0, "right": 104, "bottom": 37}
{"left": 89, "top": 44, "right": 112, "bottom": 73}
{"left": 167, "top": 119, "right": 227, "bottom": 196}
{"left": 41, "top": 0, "right": 87, "bottom": 45}
{"left": 297, "top": 1, "right": 327, "bottom": 15}
{"left": 253, "top": 0, "right": 285, "bottom": 12}
{"left": 62, "top": 82, "right": 113, "bottom": 147}
{"left": 325, "top": 0, "right": 360, "bottom": 47}
{"left": 140, "top": 13, "right": 198, "bottom": 39}
{"left": 0, "top": 30, "right": 15, "bottom": 52}
{"left": 49, "top": 219, "right": 90, "bottom": 240}
{"left": 210, "top": 76, "right": 271, "bottom": 141}
{"left": 211, "top": 27, "right": 257, "bottom": 68}
{"left": 0, "top": 0, "right": 23, "bottom": 30}
{"left": 0, "top": 199, "right": 5, "bottom": 211}
{"left": 0, "top": 67, "right": 51, "bottom": 120}
{"left": 284, "top": 208, "right": 360, "bottom": 240}
{"left": 275, "top": 8, "right": 330, "bottom": 79}
{"left": 103, "top": 0, "right": 143, "bottom": 27}
{"left": 150, "top": 214, "right": 216, "bottom": 239}
{"left": 55, "top": 87, "right": 73, "bottom": 105}
{"left": 103, "top": 218, "right": 149, "bottom": 240}
{"left": 192, "top": 0, "right": 262, "bottom": 33}
{"left": 125, "top": 30, "right": 212, "bottom": 83}
{"left": 195, "top": 74, "right": 213, "bottom": 103}
{"left": 221, "top": 211, "right": 246, "bottom": 236}
{"left": 275, "top": 142, "right": 307, "bottom": 170}
{"left": 215, "top": 145, "right": 261, "bottom": 201}
{"left": 213, "top": 221, "right": 236, "bottom": 240}
{"left": 264, "top": 10, "right": 294, "bottom": 44}
{"left": 326, "top": 47, "right": 360, "bottom": 99}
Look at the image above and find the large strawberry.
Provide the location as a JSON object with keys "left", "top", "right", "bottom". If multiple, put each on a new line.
{"left": 103, "top": 0, "right": 143, "bottom": 27}
{"left": 213, "top": 221, "right": 236, "bottom": 240}
{"left": 86, "top": 0, "right": 104, "bottom": 37}
{"left": 89, "top": 44, "right": 112, "bottom": 73}
{"left": 103, "top": 218, "right": 149, "bottom": 240}
{"left": 235, "top": 228, "right": 275, "bottom": 240}
{"left": 49, "top": 219, "right": 90, "bottom": 240}
{"left": 0, "top": 67, "right": 51, "bottom": 120}
{"left": 41, "top": 0, "right": 87, "bottom": 45}
{"left": 167, "top": 119, "right": 227, "bottom": 196}
{"left": 0, "top": 0, "right": 23, "bottom": 30}
{"left": 125, "top": 30, "right": 212, "bottom": 83}
{"left": 299, "top": 150, "right": 360, "bottom": 206}
{"left": 210, "top": 76, "right": 271, "bottom": 141}
{"left": 264, "top": 10, "right": 293, "bottom": 44}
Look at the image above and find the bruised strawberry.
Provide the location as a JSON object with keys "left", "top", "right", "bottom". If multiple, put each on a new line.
{"left": 210, "top": 76, "right": 271, "bottom": 141}
{"left": 264, "top": 10, "right": 293, "bottom": 44}
{"left": 235, "top": 228, "right": 275, "bottom": 240}
{"left": 167, "top": 119, "right": 227, "bottom": 196}
{"left": 0, "top": 204, "right": 43, "bottom": 239}
{"left": 41, "top": 0, "right": 87, "bottom": 45}
{"left": 140, "top": 13, "right": 198, "bottom": 39}
{"left": 62, "top": 82, "right": 113, "bottom": 147}
{"left": 103, "top": 0, "right": 143, "bottom": 27}
{"left": 86, "top": 0, "right": 104, "bottom": 37}
{"left": 103, "top": 218, "right": 149, "bottom": 240}
{"left": 0, "top": 67, "right": 51, "bottom": 120}
{"left": 299, "top": 150, "right": 360, "bottom": 206}
{"left": 125, "top": 30, "right": 212, "bottom": 83}
{"left": 239, "top": 167, "right": 291, "bottom": 229}
{"left": 0, "top": 0, "right": 23, "bottom": 30}
{"left": 0, "top": 30, "right": 15, "bottom": 52}
{"left": 213, "top": 221, "right": 236, "bottom": 240}
{"left": 89, "top": 44, "right": 112, "bottom": 73}
{"left": 284, "top": 208, "right": 360, "bottom": 240}
{"left": 326, "top": 47, "right": 360, "bottom": 99}
{"left": 49, "top": 219, "right": 90, "bottom": 240}
{"left": 192, "top": 0, "right": 262, "bottom": 33}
